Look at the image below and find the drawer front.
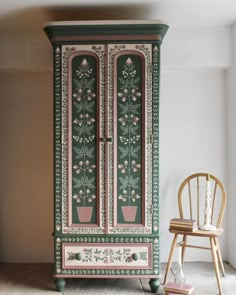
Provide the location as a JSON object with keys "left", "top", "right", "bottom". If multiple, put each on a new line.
{"left": 62, "top": 243, "right": 152, "bottom": 269}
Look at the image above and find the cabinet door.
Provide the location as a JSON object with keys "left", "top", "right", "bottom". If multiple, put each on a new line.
{"left": 61, "top": 45, "right": 106, "bottom": 235}
{"left": 107, "top": 44, "right": 153, "bottom": 235}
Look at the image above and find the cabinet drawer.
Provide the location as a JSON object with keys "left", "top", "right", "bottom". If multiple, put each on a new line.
{"left": 62, "top": 243, "right": 152, "bottom": 270}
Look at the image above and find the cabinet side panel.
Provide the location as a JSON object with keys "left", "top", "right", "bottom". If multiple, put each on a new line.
{"left": 53, "top": 45, "right": 63, "bottom": 274}
{"left": 152, "top": 44, "right": 160, "bottom": 276}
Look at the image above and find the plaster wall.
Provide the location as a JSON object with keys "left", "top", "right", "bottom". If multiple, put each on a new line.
{"left": 226, "top": 21, "right": 236, "bottom": 269}
{"left": 160, "top": 68, "right": 227, "bottom": 262}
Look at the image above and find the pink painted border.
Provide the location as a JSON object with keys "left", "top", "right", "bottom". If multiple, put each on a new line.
{"left": 62, "top": 242, "right": 152, "bottom": 270}
{"left": 113, "top": 50, "right": 146, "bottom": 228}
{"left": 67, "top": 50, "right": 101, "bottom": 228}
{"left": 51, "top": 34, "right": 162, "bottom": 42}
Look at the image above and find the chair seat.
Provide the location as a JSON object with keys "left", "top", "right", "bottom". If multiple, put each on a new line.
{"left": 169, "top": 227, "right": 224, "bottom": 237}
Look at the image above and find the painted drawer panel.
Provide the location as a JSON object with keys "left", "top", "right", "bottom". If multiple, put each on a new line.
{"left": 62, "top": 243, "right": 152, "bottom": 269}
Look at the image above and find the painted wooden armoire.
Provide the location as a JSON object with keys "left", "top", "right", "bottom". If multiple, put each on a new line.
{"left": 44, "top": 20, "right": 168, "bottom": 293}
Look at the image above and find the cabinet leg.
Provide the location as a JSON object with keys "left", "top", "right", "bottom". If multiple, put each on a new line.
{"left": 149, "top": 278, "right": 160, "bottom": 293}
{"left": 55, "top": 278, "right": 66, "bottom": 292}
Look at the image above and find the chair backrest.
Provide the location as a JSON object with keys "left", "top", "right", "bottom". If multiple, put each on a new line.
{"left": 178, "top": 173, "right": 227, "bottom": 228}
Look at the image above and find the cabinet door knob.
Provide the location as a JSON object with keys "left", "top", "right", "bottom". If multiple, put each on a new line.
{"left": 107, "top": 137, "right": 113, "bottom": 143}
{"left": 100, "top": 138, "right": 106, "bottom": 142}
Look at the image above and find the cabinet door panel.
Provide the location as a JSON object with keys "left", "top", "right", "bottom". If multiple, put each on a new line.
{"left": 108, "top": 44, "right": 153, "bottom": 235}
{"left": 115, "top": 52, "right": 144, "bottom": 225}
{"left": 70, "top": 53, "right": 99, "bottom": 225}
{"left": 61, "top": 45, "right": 106, "bottom": 234}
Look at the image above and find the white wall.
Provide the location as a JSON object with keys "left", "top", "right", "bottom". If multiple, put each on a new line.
{"left": 226, "top": 21, "right": 236, "bottom": 269}
{"left": 0, "top": 20, "right": 230, "bottom": 263}
{"left": 160, "top": 69, "right": 227, "bottom": 262}
{"left": 162, "top": 27, "right": 231, "bottom": 69}
{"left": 159, "top": 26, "right": 229, "bottom": 263}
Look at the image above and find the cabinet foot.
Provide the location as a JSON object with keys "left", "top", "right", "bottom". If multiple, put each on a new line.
{"left": 149, "top": 278, "right": 160, "bottom": 293}
{"left": 55, "top": 278, "right": 66, "bottom": 292}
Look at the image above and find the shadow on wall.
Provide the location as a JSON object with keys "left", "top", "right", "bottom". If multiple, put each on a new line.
{"left": 0, "top": 5, "right": 153, "bottom": 263}
{"left": 0, "top": 5, "right": 154, "bottom": 31}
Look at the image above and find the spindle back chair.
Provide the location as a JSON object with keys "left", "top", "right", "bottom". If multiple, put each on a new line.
{"left": 163, "top": 173, "right": 227, "bottom": 295}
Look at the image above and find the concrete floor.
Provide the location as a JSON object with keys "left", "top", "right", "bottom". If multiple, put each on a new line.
{"left": 0, "top": 262, "right": 235, "bottom": 295}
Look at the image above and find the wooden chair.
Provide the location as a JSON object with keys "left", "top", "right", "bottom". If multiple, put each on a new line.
{"left": 163, "top": 173, "right": 227, "bottom": 295}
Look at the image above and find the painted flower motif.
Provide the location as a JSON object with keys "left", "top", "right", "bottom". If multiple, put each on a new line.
{"left": 73, "top": 161, "right": 96, "bottom": 174}
{"left": 65, "top": 47, "right": 75, "bottom": 52}
{"left": 76, "top": 59, "right": 93, "bottom": 78}
{"left": 73, "top": 114, "right": 95, "bottom": 127}
{"left": 118, "top": 188, "right": 140, "bottom": 203}
{"left": 117, "top": 89, "right": 128, "bottom": 102}
{"left": 73, "top": 194, "right": 81, "bottom": 203}
{"left": 153, "top": 46, "right": 159, "bottom": 53}
{"left": 73, "top": 189, "right": 96, "bottom": 205}
{"left": 118, "top": 114, "right": 139, "bottom": 126}
{"left": 131, "top": 89, "right": 141, "bottom": 101}
{"left": 81, "top": 58, "right": 88, "bottom": 67}
{"left": 86, "top": 89, "right": 96, "bottom": 100}
{"left": 130, "top": 114, "right": 139, "bottom": 125}
{"left": 131, "top": 160, "right": 141, "bottom": 172}
{"left": 126, "top": 57, "right": 133, "bottom": 65}
{"left": 74, "top": 135, "right": 95, "bottom": 143}
{"left": 120, "top": 135, "right": 140, "bottom": 144}
{"left": 118, "top": 160, "right": 141, "bottom": 174}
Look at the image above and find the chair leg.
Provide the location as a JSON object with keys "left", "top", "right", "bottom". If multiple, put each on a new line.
{"left": 181, "top": 235, "right": 187, "bottom": 266}
{"left": 163, "top": 234, "right": 178, "bottom": 285}
{"left": 214, "top": 237, "right": 225, "bottom": 277}
{"left": 210, "top": 237, "right": 222, "bottom": 295}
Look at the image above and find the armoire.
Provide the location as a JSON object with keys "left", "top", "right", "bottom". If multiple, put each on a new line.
{"left": 44, "top": 20, "right": 168, "bottom": 293}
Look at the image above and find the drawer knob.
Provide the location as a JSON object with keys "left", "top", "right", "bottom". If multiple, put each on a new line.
{"left": 132, "top": 253, "right": 139, "bottom": 261}
{"left": 75, "top": 253, "right": 82, "bottom": 261}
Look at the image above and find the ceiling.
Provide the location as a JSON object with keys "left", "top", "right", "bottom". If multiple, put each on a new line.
{"left": 0, "top": 0, "right": 236, "bottom": 30}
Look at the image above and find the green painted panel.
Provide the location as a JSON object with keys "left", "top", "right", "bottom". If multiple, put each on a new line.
{"left": 116, "top": 54, "right": 143, "bottom": 224}
{"left": 44, "top": 22, "right": 169, "bottom": 43}
{"left": 71, "top": 54, "right": 98, "bottom": 224}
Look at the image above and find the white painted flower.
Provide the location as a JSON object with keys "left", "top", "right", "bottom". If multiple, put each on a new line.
{"left": 81, "top": 58, "right": 88, "bottom": 67}
{"left": 126, "top": 57, "right": 133, "bottom": 65}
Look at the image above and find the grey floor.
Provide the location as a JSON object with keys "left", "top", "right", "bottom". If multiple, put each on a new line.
{"left": 0, "top": 262, "right": 235, "bottom": 295}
